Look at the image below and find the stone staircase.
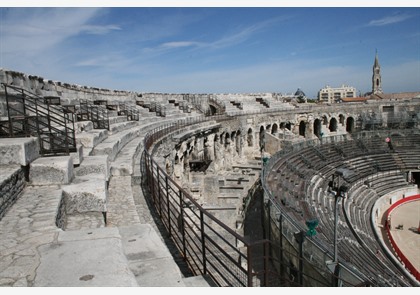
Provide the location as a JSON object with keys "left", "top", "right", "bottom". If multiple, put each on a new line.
{"left": 0, "top": 104, "right": 212, "bottom": 286}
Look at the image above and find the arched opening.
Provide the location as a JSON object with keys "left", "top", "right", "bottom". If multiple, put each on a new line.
{"left": 209, "top": 105, "right": 217, "bottom": 116}
{"left": 314, "top": 119, "right": 322, "bottom": 138}
{"left": 285, "top": 122, "right": 291, "bottom": 131}
{"left": 322, "top": 115, "right": 328, "bottom": 125}
{"left": 299, "top": 121, "right": 306, "bottom": 137}
{"left": 259, "top": 126, "right": 265, "bottom": 151}
{"left": 346, "top": 117, "right": 355, "bottom": 133}
{"left": 271, "top": 123, "right": 278, "bottom": 135}
{"left": 329, "top": 118, "right": 338, "bottom": 132}
{"left": 247, "top": 128, "right": 253, "bottom": 147}
{"left": 225, "top": 132, "right": 230, "bottom": 147}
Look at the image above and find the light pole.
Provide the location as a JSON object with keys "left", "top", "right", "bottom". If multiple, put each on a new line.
{"left": 326, "top": 169, "right": 349, "bottom": 286}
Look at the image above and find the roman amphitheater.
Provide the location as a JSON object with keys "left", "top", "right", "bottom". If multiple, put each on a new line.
{"left": 0, "top": 68, "right": 419, "bottom": 287}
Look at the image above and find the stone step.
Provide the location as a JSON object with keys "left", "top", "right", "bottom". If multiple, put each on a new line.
{"left": 74, "top": 155, "right": 110, "bottom": 182}
{"left": 0, "top": 137, "right": 39, "bottom": 166}
{"left": 61, "top": 177, "right": 108, "bottom": 215}
{"left": 108, "top": 120, "right": 141, "bottom": 134}
{"left": 108, "top": 115, "right": 127, "bottom": 125}
{"left": 91, "top": 127, "right": 142, "bottom": 162}
{"left": 75, "top": 129, "right": 108, "bottom": 155}
{"left": 74, "top": 121, "right": 94, "bottom": 133}
{"left": 29, "top": 156, "right": 74, "bottom": 185}
{"left": 70, "top": 144, "right": 84, "bottom": 166}
{"left": 110, "top": 137, "right": 143, "bottom": 176}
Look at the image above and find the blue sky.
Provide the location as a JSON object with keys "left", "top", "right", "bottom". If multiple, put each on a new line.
{"left": 0, "top": 4, "right": 419, "bottom": 99}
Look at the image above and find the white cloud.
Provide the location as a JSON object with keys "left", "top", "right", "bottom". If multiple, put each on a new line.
{"left": 367, "top": 14, "right": 413, "bottom": 26}
{"left": 81, "top": 24, "right": 121, "bottom": 35}
{"left": 160, "top": 41, "right": 204, "bottom": 49}
{"left": 0, "top": 8, "right": 117, "bottom": 55}
{"left": 153, "top": 15, "right": 292, "bottom": 54}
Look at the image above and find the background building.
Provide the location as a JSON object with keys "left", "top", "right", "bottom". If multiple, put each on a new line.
{"left": 318, "top": 84, "right": 357, "bottom": 103}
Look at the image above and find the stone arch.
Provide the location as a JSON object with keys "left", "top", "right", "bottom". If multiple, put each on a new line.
{"left": 247, "top": 128, "right": 253, "bottom": 147}
{"left": 299, "top": 121, "right": 306, "bottom": 137}
{"left": 266, "top": 124, "right": 271, "bottom": 134}
{"left": 271, "top": 123, "right": 278, "bottom": 135}
{"left": 208, "top": 104, "right": 217, "bottom": 116}
{"left": 329, "top": 117, "right": 338, "bottom": 132}
{"left": 259, "top": 125, "right": 265, "bottom": 151}
{"left": 314, "top": 118, "right": 322, "bottom": 138}
{"left": 280, "top": 122, "right": 287, "bottom": 130}
{"left": 225, "top": 132, "right": 231, "bottom": 147}
{"left": 346, "top": 117, "right": 355, "bottom": 133}
{"left": 285, "top": 122, "right": 292, "bottom": 131}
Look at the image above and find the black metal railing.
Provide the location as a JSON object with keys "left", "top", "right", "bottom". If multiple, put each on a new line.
{"left": 77, "top": 100, "right": 109, "bottom": 130}
{"left": 143, "top": 150, "right": 272, "bottom": 286}
{"left": 118, "top": 102, "right": 140, "bottom": 121}
{"left": 1, "top": 83, "right": 77, "bottom": 156}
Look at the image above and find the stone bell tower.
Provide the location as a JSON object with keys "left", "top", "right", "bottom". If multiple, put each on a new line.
{"left": 372, "top": 51, "right": 383, "bottom": 94}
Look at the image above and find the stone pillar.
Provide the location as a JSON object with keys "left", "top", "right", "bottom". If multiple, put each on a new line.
{"left": 238, "top": 133, "right": 244, "bottom": 159}
{"left": 204, "top": 135, "right": 214, "bottom": 161}
{"left": 225, "top": 137, "right": 233, "bottom": 170}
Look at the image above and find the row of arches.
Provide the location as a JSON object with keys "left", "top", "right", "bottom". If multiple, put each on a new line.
{"left": 248, "top": 115, "right": 356, "bottom": 150}
{"left": 168, "top": 114, "right": 358, "bottom": 177}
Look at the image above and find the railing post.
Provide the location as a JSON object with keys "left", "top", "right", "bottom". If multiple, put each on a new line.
{"left": 247, "top": 245, "right": 253, "bottom": 287}
{"left": 179, "top": 189, "right": 187, "bottom": 259}
{"left": 166, "top": 175, "right": 171, "bottom": 237}
{"left": 264, "top": 241, "right": 269, "bottom": 287}
{"left": 279, "top": 213, "right": 284, "bottom": 277}
{"left": 200, "top": 210, "right": 207, "bottom": 275}
{"left": 150, "top": 158, "right": 156, "bottom": 206}
{"left": 157, "top": 168, "right": 162, "bottom": 217}
{"left": 4, "top": 85, "right": 13, "bottom": 136}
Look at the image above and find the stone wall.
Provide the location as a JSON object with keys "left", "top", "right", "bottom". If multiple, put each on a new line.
{"left": 0, "top": 166, "right": 26, "bottom": 221}
{"left": 0, "top": 68, "right": 137, "bottom": 106}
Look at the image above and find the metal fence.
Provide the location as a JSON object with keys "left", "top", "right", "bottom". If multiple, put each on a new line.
{"left": 143, "top": 150, "right": 272, "bottom": 286}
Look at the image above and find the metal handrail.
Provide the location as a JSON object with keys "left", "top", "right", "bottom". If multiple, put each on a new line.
{"left": 1, "top": 83, "right": 76, "bottom": 156}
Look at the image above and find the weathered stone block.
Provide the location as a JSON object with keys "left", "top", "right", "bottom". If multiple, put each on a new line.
{"left": 74, "top": 155, "right": 110, "bottom": 181}
{"left": 61, "top": 179, "right": 108, "bottom": 213}
{"left": 0, "top": 137, "right": 39, "bottom": 166}
{"left": 29, "top": 156, "right": 73, "bottom": 185}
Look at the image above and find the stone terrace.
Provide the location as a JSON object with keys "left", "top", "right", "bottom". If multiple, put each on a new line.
{"left": 0, "top": 84, "right": 214, "bottom": 286}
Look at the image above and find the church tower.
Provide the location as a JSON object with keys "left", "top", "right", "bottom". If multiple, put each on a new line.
{"left": 372, "top": 51, "right": 383, "bottom": 94}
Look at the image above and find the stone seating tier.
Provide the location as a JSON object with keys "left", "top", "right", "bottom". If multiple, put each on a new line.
{"left": 29, "top": 156, "right": 74, "bottom": 185}
{"left": 0, "top": 137, "right": 39, "bottom": 166}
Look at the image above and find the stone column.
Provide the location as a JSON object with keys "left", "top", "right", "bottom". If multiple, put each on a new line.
{"left": 204, "top": 135, "right": 214, "bottom": 161}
